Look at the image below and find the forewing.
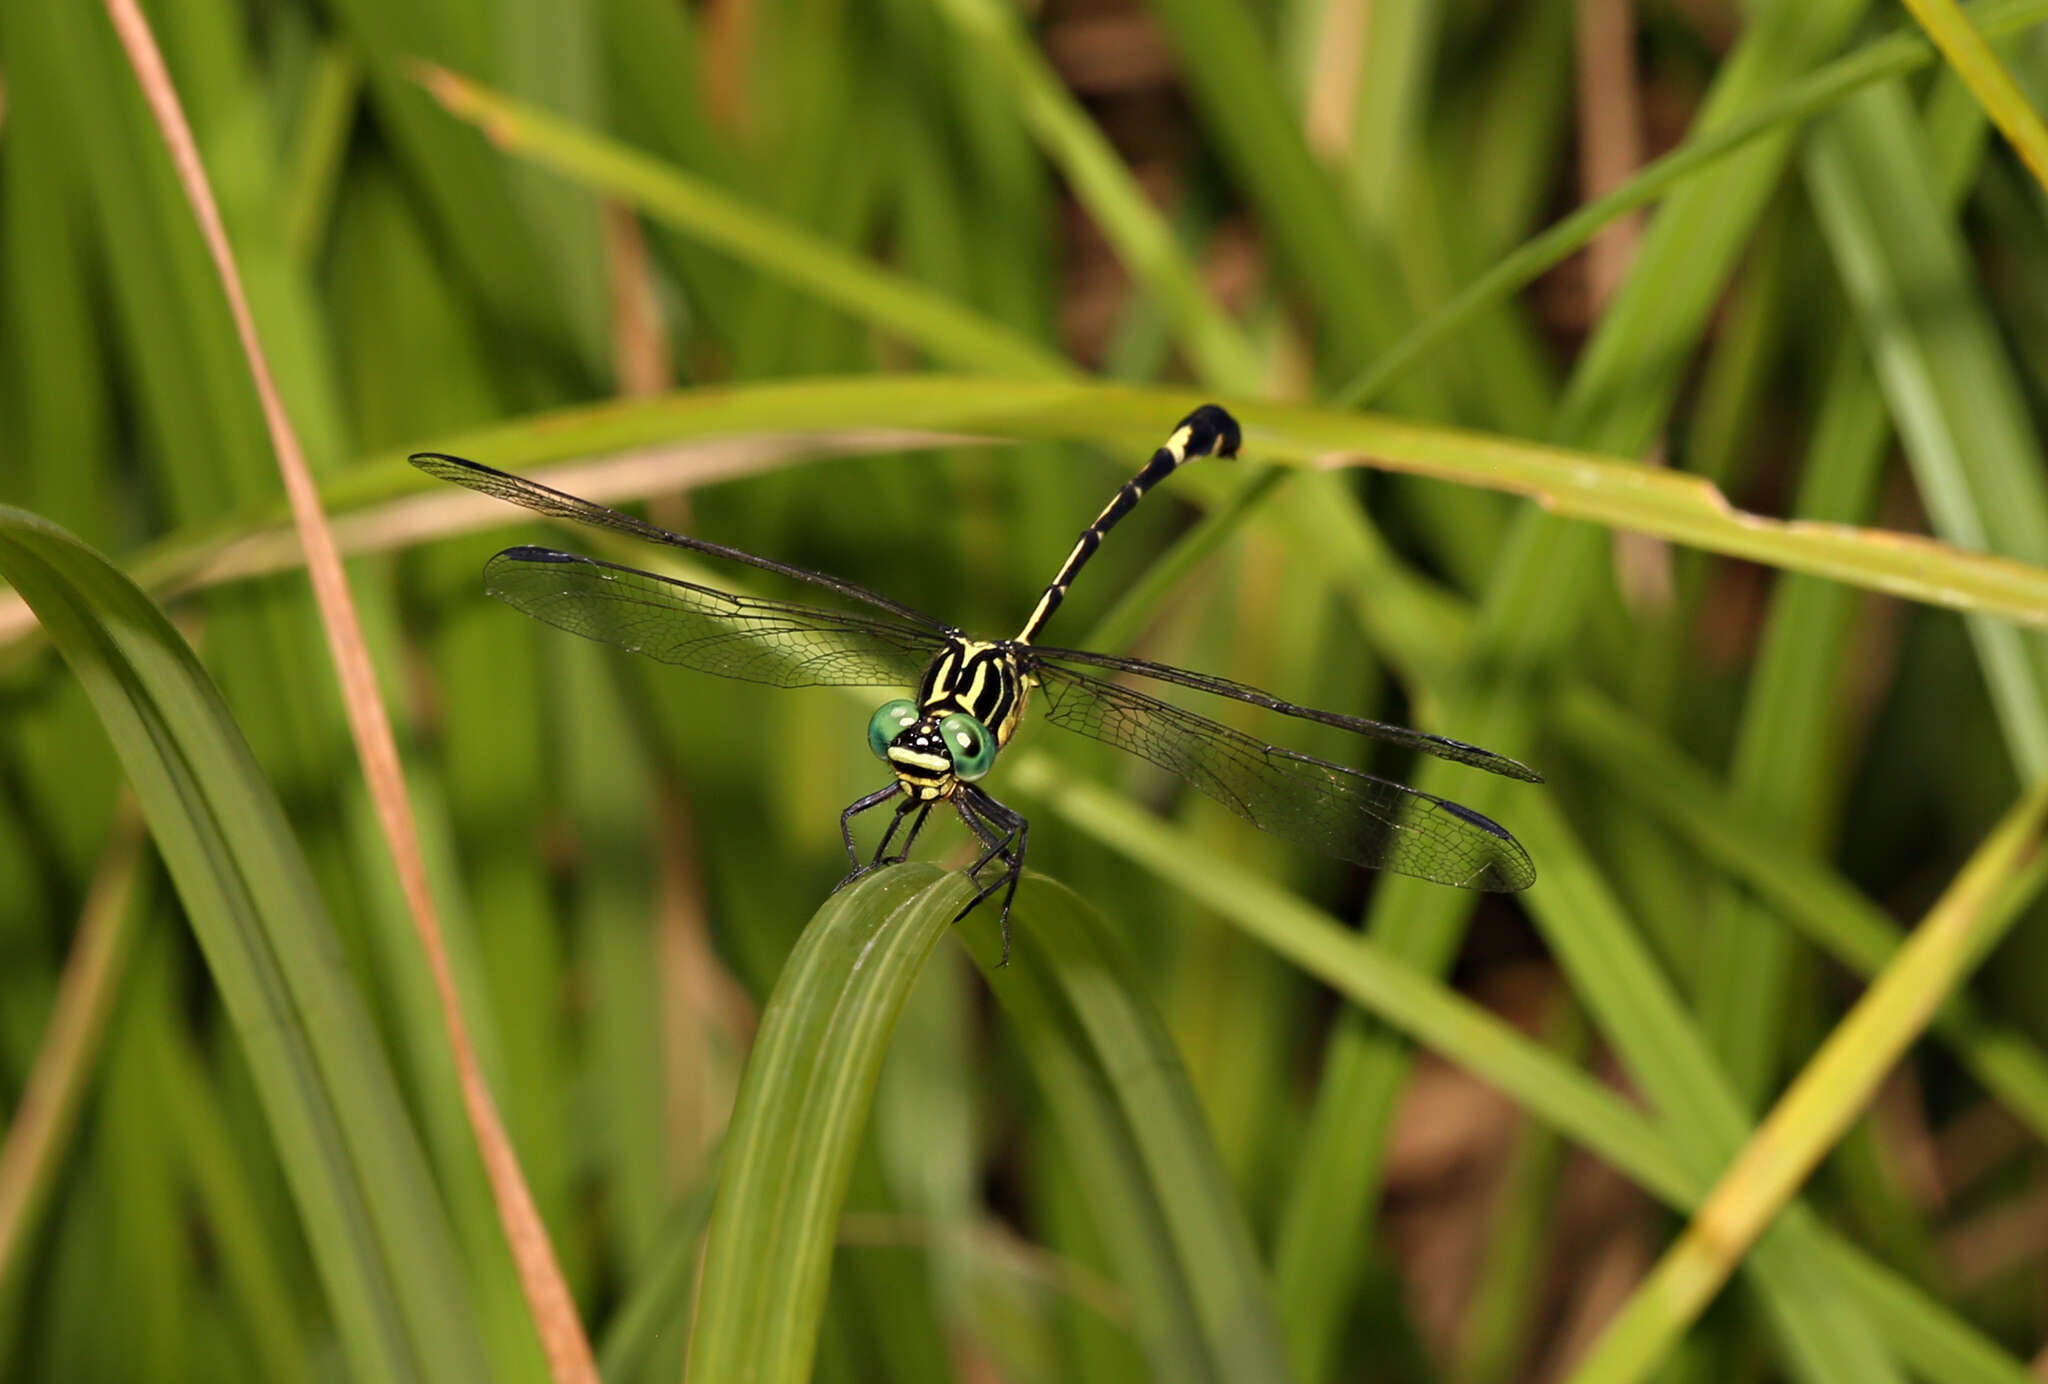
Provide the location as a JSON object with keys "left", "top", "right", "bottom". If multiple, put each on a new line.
{"left": 1031, "top": 663, "right": 1534, "bottom": 891}
{"left": 413, "top": 452, "right": 951, "bottom": 631}
{"left": 485, "top": 547, "right": 937, "bottom": 689}
{"left": 1028, "top": 645, "right": 1541, "bottom": 783}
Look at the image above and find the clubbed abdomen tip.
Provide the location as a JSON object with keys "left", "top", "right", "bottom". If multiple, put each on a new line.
{"left": 1178, "top": 403, "right": 1241, "bottom": 459}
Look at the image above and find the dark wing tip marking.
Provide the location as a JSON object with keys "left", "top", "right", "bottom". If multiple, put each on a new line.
{"left": 1431, "top": 799, "right": 1536, "bottom": 891}
{"left": 1178, "top": 404, "right": 1241, "bottom": 459}
{"left": 1438, "top": 799, "right": 1512, "bottom": 841}
{"left": 497, "top": 545, "right": 580, "bottom": 564}
{"left": 1433, "top": 736, "right": 1545, "bottom": 784}
{"left": 411, "top": 451, "right": 494, "bottom": 475}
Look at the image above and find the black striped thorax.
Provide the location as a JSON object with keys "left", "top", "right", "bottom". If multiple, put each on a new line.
{"left": 916, "top": 636, "right": 1032, "bottom": 745}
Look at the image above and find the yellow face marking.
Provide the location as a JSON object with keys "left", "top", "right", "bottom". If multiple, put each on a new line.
{"left": 889, "top": 749, "right": 950, "bottom": 773}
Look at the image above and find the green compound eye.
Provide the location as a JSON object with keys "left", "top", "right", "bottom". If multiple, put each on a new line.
{"left": 938, "top": 711, "right": 997, "bottom": 781}
{"left": 867, "top": 700, "right": 920, "bottom": 760}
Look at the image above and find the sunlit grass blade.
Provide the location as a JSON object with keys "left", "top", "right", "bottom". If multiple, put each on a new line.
{"left": 1896, "top": 0, "right": 2048, "bottom": 192}
{"left": 14, "top": 379, "right": 2048, "bottom": 664}
{"left": 0, "top": 506, "right": 493, "bottom": 1384}
{"left": 951, "top": 875, "right": 1294, "bottom": 1384}
{"left": 1563, "top": 777, "right": 2048, "bottom": 1384}
{"left": 686, "top": 865, "right": 974, "bottom": 1384}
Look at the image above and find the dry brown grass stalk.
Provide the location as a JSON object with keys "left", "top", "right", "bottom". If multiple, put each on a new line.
{"left": 100, "top": 2, "right": 598, "bottom": 1377}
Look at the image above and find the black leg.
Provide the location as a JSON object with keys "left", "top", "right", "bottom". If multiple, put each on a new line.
{"left": 834, "top": 782, "right": 901, "bottom": 890}
{"left": 881, "top": 802, "right": 935, "bottom": 866}
{"left": 954, "top": 796, "right": 1008, "bottom": 872}
{"left": 955, "top": 786, "right": 1029, "bottom": 967}
{"left": 870, "top": 797, "right": 918, "bottom": 864}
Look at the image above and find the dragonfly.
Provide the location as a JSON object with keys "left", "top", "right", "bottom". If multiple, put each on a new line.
{"left": 412, "top": 405, "right": 1538, "bottom": 962}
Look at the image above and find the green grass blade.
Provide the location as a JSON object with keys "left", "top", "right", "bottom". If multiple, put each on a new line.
{"left": 1897, "top": 0, "right": 2048, "bottom": 191}
{"left": 315, "top": 0, "right": 585, "bottom": 368}
{"left": 156, "top": 1010, "right": 319, "bottom": 1384}
{"left": 0, "top": 814, "right": 142, "bottom": 1309}
{"left": 685, "top": 865, "right": 974, "bottom": 1384}
{"left": 952, "top": 875, "right": 1295, "bottom": 1384}
{"left": 1806, "top": 80, "right": 2048, "bottom": 774}
{"left": 1564, "top": 777, "right": 2048, "bottom": 1384}
{"left": 998, "top": 755, "right": 2035, "bottom": 1383}
{"left": 999, "top": 755, "right": 1690, "bottom": 1204}
{"left": 926, "top": 0, "right": 1264, "bottom": 391}
{"left": 1691, "top": 321, "right": 1899, "bottom": 1112}
{"left": 282, "top": 41, "right": 361, "bottom": 266}
{"left": 1509, "top": 797, "right": 1904, "bottom": 1384}
{"left": 1553, "top": 686, "right": 2048, "bottom": 1139}
{"left": 1336, "top": 0, "right": 2048, "bottom": 408}
{"left": 0, "top": 507, "right": 493, "bottom": 1384}
{"left": 31, "top": 379, "right": 2048, "bottom": 661}
{"left": 1143, "top": 0, "right": 1424, "bottom": 387}
{"left": 597, "top": 1170, "right": 719, "bottom": 1384}
{"left": 414, "top": 67, "right": 1072, "bottom": 380}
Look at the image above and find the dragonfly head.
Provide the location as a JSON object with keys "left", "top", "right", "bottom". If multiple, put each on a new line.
{"left": 868, "top": 699, "right": 997, "bottom": 799}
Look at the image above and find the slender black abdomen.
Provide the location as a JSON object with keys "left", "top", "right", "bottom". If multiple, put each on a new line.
{"left": 1014, "top": 404, "right": 1240, "bottom": 644}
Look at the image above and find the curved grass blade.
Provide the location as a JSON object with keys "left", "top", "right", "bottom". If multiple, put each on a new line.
{"left": 951, "top": 874, "right": 1294, "bottom": 1384}
{"left": 15, "top": 378, "right": 2048, "bottom": 665}
{"left": 686, "top": 865, "right": 974, "bottom": 1384}
{"left": 0, "top": 506, "right": 493, "bottom": 1384}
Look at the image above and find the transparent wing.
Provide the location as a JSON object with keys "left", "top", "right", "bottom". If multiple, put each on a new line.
{"left": 1030, "top": 661, "right": 1534, "bottom": 891}
{"left": 1026, "top": 644, "right": 1541, "bottom": 783}
{"left": 413, "top": 451, "right": 952, "bottom": 633}
{"left": 485, "top": 547, "right": 937, "bottom": 689}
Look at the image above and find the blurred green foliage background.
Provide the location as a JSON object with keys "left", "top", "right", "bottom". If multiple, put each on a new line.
{"left": 8, "top": 0, "right": 2048, "bottom": 1380}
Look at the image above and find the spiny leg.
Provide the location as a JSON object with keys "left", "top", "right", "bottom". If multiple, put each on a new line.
{"left": 869, "top": 797, "right": 919, "bottom": 864}
{"left": 955, "top": 786, "right": 1029, "bottom": 966}
{"left": 878, "top": 801, "right": 935, "bottom": 866}
{"left": 955, "top": 795, "right": 1011, "bottom": 875}
{"left": 835, "top": 782, "right": 902, "bottom": 887}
